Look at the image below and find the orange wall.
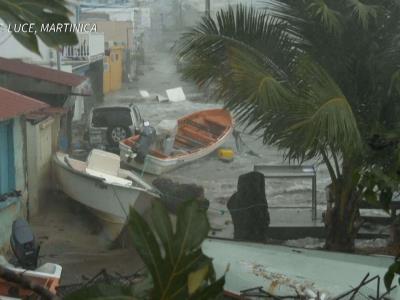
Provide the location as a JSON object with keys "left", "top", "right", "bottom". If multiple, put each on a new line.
{"left": 103, "top": 47, "right": 124, "bottom": 94}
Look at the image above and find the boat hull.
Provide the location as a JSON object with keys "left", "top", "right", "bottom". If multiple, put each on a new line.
{"left": 0, "top": 256, "right": 62, "bottom": 298}
{"left": 120, "top": 108, "right": 234, "bottom": 175}
{"left": 53, "top": 153, "right": 152, "bottom": 228}
{"left": 120, "top": 128, "right": 231, "bottom": 175}
{"left": 203, "top": 238, "right": 400, "bottom": 299}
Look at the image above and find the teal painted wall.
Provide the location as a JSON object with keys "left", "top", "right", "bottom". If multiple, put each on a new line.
{"left": 0, "top": 120, "right": 15, "bottom": 193}
{"left": 13, "top": 117, "right": 27, "bottom": 196}
{"left": 0, "top": 117, "right": 26, "bottom": 253}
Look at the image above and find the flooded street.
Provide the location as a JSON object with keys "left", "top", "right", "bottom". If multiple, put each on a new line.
{"left": 18, "top": 2, "right": 391, "bottom": 291}
{"left": 0, "top": 0, "right": 398, "bottom": 298}
{"left": 103, "top": 0, "right": 333, "bottom": 236}
{"left": 29, "top": 1, "right": 338, "bottom": 285}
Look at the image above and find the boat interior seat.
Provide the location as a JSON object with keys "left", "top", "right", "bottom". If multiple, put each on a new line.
{"left": 179, "top": 127, "right": 215, "bottom": 143}
{"left": 87, "top": 149, "right": 121, "bottom": 177}
{"left": 85, "top": 149, "right": 132, "bottom": 186}
{"left": 203, "top": 116, "right": 224, "bottom": 127}
{"left": 203, "top": 117, "right": 226, "bottom": 133}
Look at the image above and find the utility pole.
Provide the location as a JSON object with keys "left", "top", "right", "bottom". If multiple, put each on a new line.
{"left": 205, "top": 0, "right": 210, "bottom": 17}
{"left": 56, "top": 48, "right": 61, "bottom": 70}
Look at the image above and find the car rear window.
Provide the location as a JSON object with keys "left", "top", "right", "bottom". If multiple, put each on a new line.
{"left": 92, "top": 107, "right": 133, "bottom": 127}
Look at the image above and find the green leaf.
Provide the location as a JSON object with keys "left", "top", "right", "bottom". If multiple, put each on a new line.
{"left": 174, "top": 200, "right": 210, "bottom": 254}
{"left": 130, "top": 200, "right": 223, "bottom": 300}
{"left": 188, "top": 263, "right": 209, "bottom": 295}
{"left": 67, "top": 200, "right": 224, "bottom": 300}
{"left": 364, "top": 188, "right": 378, "bottom": 206}
{"left": 150, "top": 200, "right": 174, "bottom": 262}
{"left": 384, "top": 260, "right": 400, "bottom": 291}
{"left": 128, "top": 207, "right": 165, "bottom": 293}
{"left": 190, "top": 276, "right": 225, "bottom": 300}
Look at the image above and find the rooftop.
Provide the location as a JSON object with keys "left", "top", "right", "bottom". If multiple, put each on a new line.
{"left": 0, "top": 87, "right": 49, "bottom": 121}
{"left": 0, "top": 57, "right": 87, "bottom": 87}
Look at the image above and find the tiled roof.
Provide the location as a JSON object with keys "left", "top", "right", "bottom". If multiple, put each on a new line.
{"left": 0, "top": 87, "right": 49, "bottom": 121}
{"left": 0, "top": 57, "right": 87, "bottom": 87}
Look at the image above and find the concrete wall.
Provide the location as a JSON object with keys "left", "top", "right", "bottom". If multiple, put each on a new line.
{"left": 13, "top": 118, "right": 27, "bottom": 199}
{"left": 0, "top": 117, "right": 26, "bottom": 253}
{"left": 0, "top": 198, "right": 21, "bottom": 255}
{"left": 26, "top": 117, "right": 57, "bottom": 216}
{"left": 94, "top": 21, "right": 134, "bottom": 49}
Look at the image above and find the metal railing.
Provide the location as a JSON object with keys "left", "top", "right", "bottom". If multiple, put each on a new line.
{"left": 62, "top": 32, "right": 104, "bottom": 62}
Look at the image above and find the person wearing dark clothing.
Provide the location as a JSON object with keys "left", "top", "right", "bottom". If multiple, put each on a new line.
{"left": 133, "top": 121, "right": 156, "bottom": 163}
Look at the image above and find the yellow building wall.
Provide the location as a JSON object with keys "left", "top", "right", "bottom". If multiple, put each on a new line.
{"left": 109, "top": 47, "right": 123, "bottom": 92}
{"left": 103, "top": 47, "right": 124, "bottom": 94}
{"left": 103, "top": 56, "right": 111, "bottom": 94}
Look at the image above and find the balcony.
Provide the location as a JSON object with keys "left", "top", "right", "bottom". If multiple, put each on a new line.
{"left": 62, "top": 32, "right": 105, "bottom": 64}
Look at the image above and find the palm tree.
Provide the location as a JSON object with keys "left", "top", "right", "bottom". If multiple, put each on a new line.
{"left": 177, "top": 0, "right": 400, "bottom": 252}
{"left": 0, "top": 0, "right": 77, "bottom": 54}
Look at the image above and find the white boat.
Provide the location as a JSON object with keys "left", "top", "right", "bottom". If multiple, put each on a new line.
{"left": 53, "top": 149, "right": 159, "bottom": 236}
{"left": 0, "top": 256, "right": 62, "bottom": 299}
{"left": 203, "top": 238, "right": 400, "bottom": 299}
{"left": 119, "top": 109, "right": 234, "bottom": 175}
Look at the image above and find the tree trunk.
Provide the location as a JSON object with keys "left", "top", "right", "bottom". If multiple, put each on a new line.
{"left": 324, "top": 198, "right": 359, "bottom": 252}
{"left": 324, "top": 159, "right": 362, "bottom": 252}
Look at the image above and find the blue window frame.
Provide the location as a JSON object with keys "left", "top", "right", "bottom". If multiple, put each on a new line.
{"left": 0, "top": 120, "right": 15, "bottom": 195}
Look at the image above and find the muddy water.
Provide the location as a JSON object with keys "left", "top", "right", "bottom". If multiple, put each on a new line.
{"left": 101, "top": 0, "right": 332, "bottom": 238}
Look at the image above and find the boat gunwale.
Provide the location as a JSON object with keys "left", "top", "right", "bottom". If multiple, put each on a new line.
{"left": 53, "top": 153, "right": 149, "bottom": 193}
{"left": 0, "top": 266, "right": 62, "bottom": 280}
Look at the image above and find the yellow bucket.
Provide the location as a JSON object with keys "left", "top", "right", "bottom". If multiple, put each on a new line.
{"left": 217, "top": 148, "right": 234, "bottom": 161}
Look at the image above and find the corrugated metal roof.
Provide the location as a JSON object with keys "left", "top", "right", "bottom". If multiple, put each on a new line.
{"left": 0, "top": 57, "right": 87, "bottom": 87}
{"left": 0, "top": 87, "right": 49, "bottom": 121}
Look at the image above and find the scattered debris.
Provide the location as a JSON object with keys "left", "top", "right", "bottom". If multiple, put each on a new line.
{"left": 152, "top": 177, "right": 209, "bottom": 214}
{"left": 139, "top": 90, "right": 150, "bottom": 98}
{"left": 156, "top": 94, "right": 169, "bottom": 102}
{"left": 217, "top": 147, "right": 234, "bottom": 162}
{"left": 166, "top": 87, "right": 186, "bottom": 102}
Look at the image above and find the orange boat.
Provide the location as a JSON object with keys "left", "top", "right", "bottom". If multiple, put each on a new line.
{"left": 0, "top": 256, "right": 62, "bottom": 299}
{"left": 119, "top": 109, "right": 234, "bottom": 175}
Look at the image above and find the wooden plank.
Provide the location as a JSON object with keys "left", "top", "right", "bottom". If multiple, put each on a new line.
{"left": 184, "top": 119, "right": 220, "bottom": 137}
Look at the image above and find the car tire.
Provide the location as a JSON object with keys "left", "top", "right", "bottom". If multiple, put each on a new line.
{"left": 107, "top": 125, "right": 131, "bottom": 146}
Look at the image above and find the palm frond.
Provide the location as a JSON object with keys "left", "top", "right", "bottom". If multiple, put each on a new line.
{"left": 270, "top": 58, "right": 362, "bottom": 161}
{"left": 178, "top": 5, "right": 297, "bottom": 83}
{"left": 0, "top": 0, "right": 77, "bottom": 54}
{"left": 389, "top": 69, "right": 400, "bottom": 97}
{"left": 345, "top": 0, "right": 378, "bottom": 29}
{"left": 223, "top": 46, "right": 294, "bottom": 128}
{"left": 305, "top": 0, "right": 343, "bottom": 35}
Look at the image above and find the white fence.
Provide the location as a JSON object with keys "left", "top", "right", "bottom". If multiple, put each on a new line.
{"left": 62, "top": 32, "right": 105, "bottom": 62}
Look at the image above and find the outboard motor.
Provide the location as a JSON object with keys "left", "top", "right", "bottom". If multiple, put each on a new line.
{"left": 10, "top": 218, "right": 40, "bottom": 270}
{"left": 134, "top": 121, "right": 156, "bottom": 163}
